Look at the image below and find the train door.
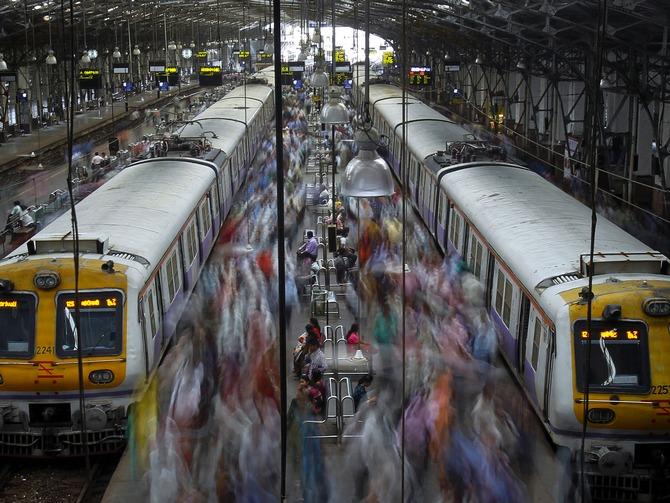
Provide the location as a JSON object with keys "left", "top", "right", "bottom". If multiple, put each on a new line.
{"left": 466, "top": 232, "right": 489, "bottom": 286}
{"left": 517, "top": 294, "right": 531, "bottom": 373}
{"left": 142, "top": 282, "right": 162, "bottom": 368}
{"left": 525, "top": 309, "right": 553, "bottom": 417}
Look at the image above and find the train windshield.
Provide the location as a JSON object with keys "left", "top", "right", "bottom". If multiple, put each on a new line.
{"left": 574, "top": 319, "right": 650, "bottom": 394}
{"left": 56, "top": 291, "right": 123, "bottom": 358}
{"left": 0, "top": 294, "right": 36, "bottom": 358}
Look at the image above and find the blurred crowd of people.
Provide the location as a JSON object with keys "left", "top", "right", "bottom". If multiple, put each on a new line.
{"left": 134, "top": 88, "right": 536, "bottom": 502}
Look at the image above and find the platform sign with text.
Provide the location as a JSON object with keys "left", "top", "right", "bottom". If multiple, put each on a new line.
{"left": 199, "top": 66, "right": 222, "bottom": 86}
{"left": 445, "top": 60, "right": 461, "bottom": 72}
{"left": 334, "top": 62, "right": 352, "bottom": 86}
{"left": 335, "top": 49, "right": 346, "bottom": 63}
{"left": 408, "top": 66, "right": 432, "bottom": 87}
{"left": 383, "top": 51, "right": 396, "bottom": 65}
{"left": 196, "top": 51, "right": 208, "bottom": 59}
{"left": 79, "top": 69, "right": 102, "bottom": 89}
{"left": 112, "top": 63, "right": 129, "bottom": 74}
{"left": 149, "top": 61, "right": 166, "bottom": 73}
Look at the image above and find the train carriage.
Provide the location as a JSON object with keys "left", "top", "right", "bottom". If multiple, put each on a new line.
{"left": 0, "top": 80, "right": 274, "bottom": 456}
{"left": 355, "top": 73, "right": 670, "bottom": 497}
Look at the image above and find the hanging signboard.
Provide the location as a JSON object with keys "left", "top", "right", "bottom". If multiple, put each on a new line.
{"left": 164, "top": 66, "right": 180, "bottom": 85}
{"left": 238, "top": 50, "right": 250, "bottom": 59}
{"left": 149, "top": 61, "right": 166, "bottom": 73}
{"left": 382, "top": 51, "right": 395, "bottom": 65}
{"left": 335, "top": 49, "right": 346, "bottom": 63}
{"left": 112, "top": 63, "right": 129, "bottom": 74}
{"left": 79, "top": 69, "right": 102, "bottom": 89}
{"left": 196, "top": 51, "right": 208, "bottom": 59}
{"left": 335, "top": 62, "right": 351, "bottom": 73}
{"left": 199, "top": 66, "right": 222, "bottom": 86}
{"left": 258, "top": 52, "right": 273, "bottom": 62}
{"left": 445, "top": 60, "right": 461, "bottom": 72}
{"left": 408, "top": 66, "right": 432, "bottom": 87}
{"left": 0, "top": 71, "right": 17, "bottom": 83}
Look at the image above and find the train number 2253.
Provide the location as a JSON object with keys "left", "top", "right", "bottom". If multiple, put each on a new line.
{"left": 651, "top": 385, "right": 670, "bottom": 395}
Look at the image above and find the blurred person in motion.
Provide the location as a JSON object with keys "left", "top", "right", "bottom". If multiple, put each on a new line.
{"left": 302, "top": 335, "right": 326, "bottom": 381}
{"left": 297, "top": 230, "right": 319, "bottom": 263}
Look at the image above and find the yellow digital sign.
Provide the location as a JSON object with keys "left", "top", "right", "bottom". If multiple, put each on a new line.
{"left": 580, "top": 329, "right": 639, "bottom": 340}
{"left": 197, "top": 51, "right": 208, "bottom": 58}
{"left": 165, "top": 66, "right": 178, "bottom": 74}
{"left": 199, "top": 66, "right": 222, "bottom": 76}
{"left": 383, "top": 51, "right": 395, "bottom": 65}
{"left": 0, "top": 300, "right": 18, "bottom": 308}
{"left": 65, "top": 297, "right": 118, "bottom": 309}
{"left": 238, "top": 50, "right": 250, "bottom": 58}
{"left": 79, "top": 69, "right": 101, "bottom": 79}
{"left": 281, "top": 64, "right": 292, "bottom": 75}
{"left": 335, "top": 49, "right": 346, "bottom": 63}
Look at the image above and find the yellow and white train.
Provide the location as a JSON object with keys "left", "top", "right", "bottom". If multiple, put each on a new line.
{"left": 0, "top": 79, "right": 274, "bottom": 456}
{"left": 353, "top": 71, "right": 670, "bottom": 498}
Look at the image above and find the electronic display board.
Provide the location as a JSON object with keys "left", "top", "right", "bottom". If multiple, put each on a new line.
{"left": 335, "top": 49, "right": 346, "bottom": 63}
{"left": 79, "top": 69, "right": 102, "bottom": 89}
{"left": 199, "top": 66, "right": 222, "bottom": 86}
{"left": 149, "top": 61, "right": 166, "bottom": 73}
{"left": 383, "top": 51, "right": 395, "bottom": 65}
{"left": 445, "top": 60, "right": 461, "bottom": 72}
{"left": 197, "top": 51, "right": 208, "bottom": 59}
{"left": 408, "top": 66, "right": 432, "bottom": 87}
{"left": 0, "top": 71, "right": 17, "bottom": 83}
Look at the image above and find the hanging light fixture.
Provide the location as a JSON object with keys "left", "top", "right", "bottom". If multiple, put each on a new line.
{"left": 310, "top": 66, "right": 330, "bottom": 88}
{"left": 341, "top": 126, "right": 395, "bottom": 197}
{"left": 321, "top": 88, "right": 349, "bottom": 124}
{"left": 341, "top": 0, "right": 394, "bottom": 198}
{"left": 168, "top": 40, "right": 177, "bottom": 51}
{"left": 132, "top": 45, "right": 141, "bottom": 56}
{"left": 112, "top": 46, "right": 121, "bottom": 58}
{"left": 80, "top": 51, "right": 91, "bottom": 64}
{"left": 87, "top": 49, "right": 98, "bottom": 60}
{"left": 189, "top": 40, "right": 195, "bottom": 48}
{"left": 45, "top": 49, "right": 57, "bottom": 65}
{"left": 475, "top": 55, "right": 483, "bottom": 64}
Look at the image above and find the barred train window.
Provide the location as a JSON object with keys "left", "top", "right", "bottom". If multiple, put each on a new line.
{"left": 199, "top": 199, "right": 212, "bottom": 240}
{"left": 186, "top": 221, "right": 197, "bottom": 265}
{"left": 495, "top": 269, "right": 513, "bottom": 328}
{"left": 449, "top": 210, "right": 462, "bottom": 249}
{"left": 470, "top": 237, "right": 483, "bottom": 279}
{"left": 165, "top": 249, "right": 181, "bottom": 302}
{"left": 147, "top": 287, "right": 157, "bottom": 336}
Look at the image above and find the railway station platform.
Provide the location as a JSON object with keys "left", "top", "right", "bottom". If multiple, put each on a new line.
{"left": 0, "top": 83, "right": 198, "bottom": 175}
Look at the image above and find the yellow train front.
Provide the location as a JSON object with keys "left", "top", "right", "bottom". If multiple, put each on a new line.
{"left": 0, "top": 249, "right": 135, "bottom": 456}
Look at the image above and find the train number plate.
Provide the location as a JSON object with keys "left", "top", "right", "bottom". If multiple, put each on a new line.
{"left": 36, "top": 346, "right": 55, "bottom": 355}
{"left": 650, "top": 385, "right": 670, "bottom": 395}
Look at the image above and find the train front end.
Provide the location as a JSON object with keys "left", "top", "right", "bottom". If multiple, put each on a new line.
{"left": 0, "top": 250, "right": 134, "bottom": 456}
{"left": 555, "top": 273, "right": 670, "bottom": 497}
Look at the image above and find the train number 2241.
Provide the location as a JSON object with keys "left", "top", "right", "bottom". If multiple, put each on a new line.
{"left": 651, "top": 385, "right": 670, "bottom": 395}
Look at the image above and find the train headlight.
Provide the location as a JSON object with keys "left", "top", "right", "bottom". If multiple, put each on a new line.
{"left": 588, "top": 408, "right": 616, "bottom": 424}
{"left": 643, "top": 298, "right": 670, "bottom": 317}
{"left": 33, "top": 271, "right": 60, "bottom": 290}
{"left": 89, "top": 369, "right": 114, "bottom": 384}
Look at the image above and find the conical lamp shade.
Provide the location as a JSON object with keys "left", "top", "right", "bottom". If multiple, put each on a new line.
{"left": 310, "top": 70, "right": 330, "bottom": 88}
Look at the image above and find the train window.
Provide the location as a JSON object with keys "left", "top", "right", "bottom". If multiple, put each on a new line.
{"left": 0, "top": 293, "right": 36, "bottom": 358}
{"left": 531, "top": 318, "right": 542, "bottom": 370}
{"left": 145, "top": 286, "right": 158, "bottom": 337}
{"left": 573, "top": 319, "right": 650, "bottom": 393}
{"left": 495, "top": 269, "right": 513, "bottom": 328}
{"left": 164, "top": 248, "right": 182, "bottom": 302}
{"left": 449, "top": 209, "right": 462, "bottom": 250}
{"left": 469, "top": 235, "right": 484, "bottom": 279}
{"left": 56, "top": 291, "right": 123, "bottom": 357}
{"left": 184, "top": 218, "right": 198, "bottom": 265}
{"left": 199, "top": 198, "right": 212, "bottom": 240}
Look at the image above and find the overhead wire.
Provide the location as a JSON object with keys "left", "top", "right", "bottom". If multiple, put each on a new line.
{"left": 62, "top": 0, "right": 91, "bottom": 473}
{"left": 580, "top": 0, "right": 608, "bottom": 500}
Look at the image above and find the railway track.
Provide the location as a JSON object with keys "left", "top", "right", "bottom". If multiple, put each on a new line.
{"left": 0, "top": 455, "right": 120, "bottom": 503}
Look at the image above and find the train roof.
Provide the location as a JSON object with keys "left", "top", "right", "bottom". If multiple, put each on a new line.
{"left": 178, "top": 83, "right": 272, "bottom": 155}
{"left": 9, "top": 160, "right": 215, "bottom": 268}
{"left": 439, "top": 163, "right": 662, "bottom": 292}
{"left": 364, "top": 84, "right": 476, "bottom": 162}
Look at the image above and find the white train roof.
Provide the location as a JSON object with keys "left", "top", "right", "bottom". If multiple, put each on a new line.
{"left": 10, "top": 160, "right": 215, "bottom": 267}
{"left": 364, "top": 83, "right": 476, "bottom": 163}
{"left": 178, "top": 83, "right": 272, "bottom": 155}
{"left": 440, "top": 163, "right": 662, "bottom": 292}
